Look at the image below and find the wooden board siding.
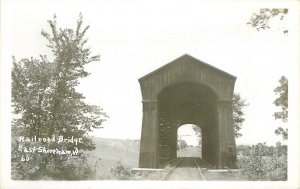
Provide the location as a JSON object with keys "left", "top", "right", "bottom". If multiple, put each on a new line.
{"left": 139, "top": 55, "right": 236, "bottom": 101}
{"left": 138, "top": 54, "right": 237, "bottom": 169}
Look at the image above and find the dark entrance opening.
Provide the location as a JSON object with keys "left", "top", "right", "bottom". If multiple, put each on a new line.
{"left": 158, "top": 82, "right": 219, "bottom": 168}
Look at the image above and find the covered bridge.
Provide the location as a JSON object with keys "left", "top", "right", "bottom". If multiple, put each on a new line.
{"left": 138, "top": 54, "right": 237, "bottom": 169}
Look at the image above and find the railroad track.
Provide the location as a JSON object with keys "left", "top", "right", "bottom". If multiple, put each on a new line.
{"left": 163, "top": 157, "right": 206, "bottom": 180}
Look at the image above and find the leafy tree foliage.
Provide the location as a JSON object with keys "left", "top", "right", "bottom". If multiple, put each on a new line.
{"left": 190, "top": 92, "right": 247, "bottom": 151}
{"left": 192, "top": 125, "right": 202, "bottom": 146}
{"left": 239, "top": 142, "right": 287, "bottom": 181}
{"left": 11, "top": 14, "right": 107, "bottom": 179}
{"left": 273, "top": 76, "right": 288, "bottom": 140}
{"left": 233, "top": 93, "right": 248, "bottom": 138}
{"left": 237, "top": 143, "right": 287, "bottom": 157}
{"left": 236, "top": 145, "right": 252, "bottom": 156}
{"left": 192, "top": 93, "right": 248, "bottom": 139}
{"left": 177, "top": 139, "right": 187, "bottom": 150}
{"left": 247, "top": 8, "right": 288, "bottom": 34}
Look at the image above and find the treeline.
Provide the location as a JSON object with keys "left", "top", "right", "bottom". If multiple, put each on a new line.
{"left": 237, "top": 143, "right": 287, "bottom": 157}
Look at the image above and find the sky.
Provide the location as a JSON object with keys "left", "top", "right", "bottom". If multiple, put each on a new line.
{"left": 1, "top": 0, "right": 299, "bottom": 146}
{"left": 177, "top": 125, "right": 200, "bottom": 146}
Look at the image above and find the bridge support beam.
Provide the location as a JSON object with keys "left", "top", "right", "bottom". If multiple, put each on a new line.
{"left": 217, "top": 99, "right": 237, "bottom": 169}
{"left": 139, "top": 100, "right": 159, "bottom": 168}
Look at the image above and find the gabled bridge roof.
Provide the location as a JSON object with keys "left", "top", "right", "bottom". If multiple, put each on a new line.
{"left": 139, "top": 54, "right": 236, "bottom": 82}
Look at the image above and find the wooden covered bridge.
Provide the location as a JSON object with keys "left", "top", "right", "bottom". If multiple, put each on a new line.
{"left": 138, "top": 54, "right": 237, "bottom": 169}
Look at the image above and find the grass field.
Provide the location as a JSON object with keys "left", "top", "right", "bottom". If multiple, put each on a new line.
{"left": 84, "top": 137, "right": 287, "bottom": 181}
{"left": 84, "top": 137, "right": 140, "bottom": 179}
{"left": 84, "top": 137, "right": 211, "bottom": 179}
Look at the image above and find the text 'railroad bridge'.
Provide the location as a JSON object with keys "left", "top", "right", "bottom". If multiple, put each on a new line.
{"left": 138, "top": 54, "right": 237, "bottom": 169}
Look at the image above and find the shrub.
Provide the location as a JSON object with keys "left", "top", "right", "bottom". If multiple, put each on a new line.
{"left": 264, "top": 144, "right": 287, "bottom": 181}
{"left": 238, "top": 142, "right": 287, "bottom": 181}
{"left": 239, "top": 143, "right": 265, "bottom": 180}
{"left": 110, "top": 160, "right": 133, "bottom": 180}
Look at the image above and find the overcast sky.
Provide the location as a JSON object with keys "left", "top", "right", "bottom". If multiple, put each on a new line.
{"left": 2, "top": 0, "right": 299, "bottom": 146}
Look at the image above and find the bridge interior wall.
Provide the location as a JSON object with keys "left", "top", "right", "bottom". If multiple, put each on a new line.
{"left": 157, "top": 83, "right": 219, "bottom": 167}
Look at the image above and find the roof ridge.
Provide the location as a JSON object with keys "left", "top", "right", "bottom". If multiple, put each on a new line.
{"left": 139, "top": 54, "right": 236, "bottom": 81}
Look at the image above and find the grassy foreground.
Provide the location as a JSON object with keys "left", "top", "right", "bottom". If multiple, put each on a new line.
{"left": 85, "top": 137, "right": 140, "bottom": 179}
{"left": 84, "top": 138, "right": 287, "bottom": 181}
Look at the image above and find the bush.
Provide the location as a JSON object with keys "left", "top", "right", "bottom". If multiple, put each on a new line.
{"left": 110, "top": 160, "right": 133, "bottom": 180}
{"left": 238, "top": 142, "right": 287, "bottom": 181}
{"left": 239, "top": 143, "right": 265, "bottom": 180}
{"left": 264, "top": 143, "right": 287, "bottom": 180}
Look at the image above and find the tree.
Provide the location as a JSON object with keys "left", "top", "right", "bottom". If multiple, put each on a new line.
{"left": 177, "top": 139, "right": 187, "bottom": 150}
{"left": 192, "top": 125, "right": 202, "bottom": 147}
{"left": 233, "top": 93, "right": 248, "bottom": 138}
{"left": 247, "top": 9, "right": 288, "bottom": 140}
{"left": 273, "top": 76, "right": 288, "bottom": 140}
{"left": 192, "top": 93, "right": 248, "bottom": 139}
{"left": 247, "top": 8, "right": 288, "bottom": 35}
{"left": 11, "top": 14, "right": 107, "bottom": 179}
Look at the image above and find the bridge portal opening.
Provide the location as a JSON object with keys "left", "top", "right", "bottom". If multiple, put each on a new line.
{"left": 158, "top": 82, "right": 219, "bottom": 168}
{"left": 177, "top": 124, "right": 202, "bottom": 158}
